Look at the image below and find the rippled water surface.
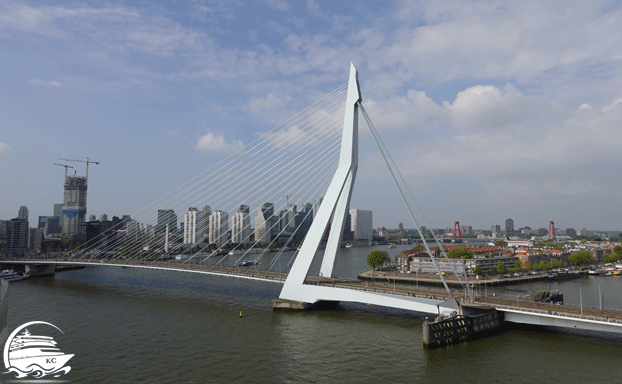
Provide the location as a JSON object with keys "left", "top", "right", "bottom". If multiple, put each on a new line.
{"left": 6, "top": 246, "right": 622, "bottom": 383}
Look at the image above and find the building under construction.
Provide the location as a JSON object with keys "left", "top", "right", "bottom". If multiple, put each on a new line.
{"left": 62, "top": 175, "right": 88, "bottom": 237}
{"left": 57, "top": 157, "right": 99, "bottom": 241}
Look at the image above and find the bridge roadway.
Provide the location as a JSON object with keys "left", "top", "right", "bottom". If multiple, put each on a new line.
{"left": 4, "top": 258, "right": 622, "bottom": 335}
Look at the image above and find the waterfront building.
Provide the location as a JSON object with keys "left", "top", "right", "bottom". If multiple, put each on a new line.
{"left": 38, "top": 216, "right": 61, "bottom": 238}
{"left": 465, "top": 256, "right": 520, "bottom": 276}
{"left": 349, "top": 209, "right": 373, "bottom": 242}
{"left": 378, "top": 227, "right": 389, "bottom": 238}
{"left": 255, "top": 202, "right": 275, "bottom": 243}
{"left": 279, "top": 206, "right": 297, "bottom": 235}
{"left": 157, "top": 209, "right": 177, "bottom": 236}
{"left": 183, "top": 208, "right": 201, "bottom": 244}
{"left": 5, "top": 218, "right": 28, "bottom": 257}
{"left": 232, "top": 205, "right": 250, "bottom": 244}
{"left": 0, "top": 220, "right": 6, "bottom": 241}
{"left": 18, "top": 206, "right": 29, "bottom": 222}
{"left": 300, "top": 203, "right": 313, "bottom": 239}
{"left": 208, "top": 210, "right": 229, "bottom": 246}
{"left": 200, "top": 205, "right": 211, "bottom": 240}
{"left": 396, "top": 249, "right": 467, "bottom": 275}
{"left": 505, "top": 218, "right": 514, "bottom": 236}
{"left": 62, "top": 176, "right": 88, "bottom": 236}
{"left": 28, "top": 228, "right": 44, "bottom": 252}
{"left": 126, "top": 219, "right": 140, "bottom": 242}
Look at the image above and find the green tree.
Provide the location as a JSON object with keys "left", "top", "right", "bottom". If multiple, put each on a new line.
{"left": 614, "top": 245, "right": 622, "bottom": 254}
{"left": 447, "top": 246, "right": 473, "bottom": 259}
{"left": 367, "top": 250, "right": 389, "bottom": 270}
{"left": 494, "top": 240, "right": 508, "bottom": 247}
{"left": 604, "top": 253, "right": 621, "bottom": 264}
{"left": 489, "top": 267, "right": 498, "bottom": 276}
{"left": 536, "top": 241, "right": 545, "bottom": 247}
{"left": 367, "top": 250, "right": 389, "bottom": 285}
{"left": 412, "top": 244, "right": 424, "bottom": 250}
{"left": 496, "top": 260, "right": 506, "bottom": 275}
{"left": 569, "top": 250, "right": 593, "bottom": 266}
{"left": 473, "top": 266, "right": 483, "bottom": 276}
{"left": 515, "top": 260, "right": 521, "bottom": 270}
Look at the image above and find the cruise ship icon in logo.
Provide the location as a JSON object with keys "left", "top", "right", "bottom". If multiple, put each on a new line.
{"left": 2, "top": 321, "right": 73, "bottom": 379}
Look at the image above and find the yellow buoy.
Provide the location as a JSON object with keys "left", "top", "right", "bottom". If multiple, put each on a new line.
{"left": 239, "top": 311, "right": 242, "bottom": 318}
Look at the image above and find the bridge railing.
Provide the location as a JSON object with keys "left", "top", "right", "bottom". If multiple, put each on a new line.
{"left": 494, "top": 304, "right": 622, "bottom": 324}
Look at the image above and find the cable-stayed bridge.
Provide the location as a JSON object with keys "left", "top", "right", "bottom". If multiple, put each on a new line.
{"left": 5, "top": 64, "right": 622, "bottom": 337}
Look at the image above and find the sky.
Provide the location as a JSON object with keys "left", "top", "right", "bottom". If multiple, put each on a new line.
{"left": 1, "top": 0, "right": 622, "bottom": 232}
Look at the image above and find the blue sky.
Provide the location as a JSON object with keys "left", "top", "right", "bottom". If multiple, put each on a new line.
{"left": 1, "top": 0, "right": 622, "bottom": 231}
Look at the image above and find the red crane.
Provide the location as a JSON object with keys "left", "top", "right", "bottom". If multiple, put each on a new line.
{"left": 453, "top": 221, "right": 461, "bottom": 240}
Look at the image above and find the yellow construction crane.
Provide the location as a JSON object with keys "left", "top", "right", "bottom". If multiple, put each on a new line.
{"left": 57, "top": 157, "right": 100, "bottom": 182}
{"left": 53, "top": 163, "right": 74, "bottom": 179}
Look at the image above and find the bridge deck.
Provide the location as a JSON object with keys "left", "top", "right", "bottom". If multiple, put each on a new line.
{"left": 4, "top": 258, "right": 622, "bottom": 332}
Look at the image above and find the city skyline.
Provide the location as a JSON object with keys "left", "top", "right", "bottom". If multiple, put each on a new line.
{"left": 1, "top": 1, "right": 622, "bottom": 230}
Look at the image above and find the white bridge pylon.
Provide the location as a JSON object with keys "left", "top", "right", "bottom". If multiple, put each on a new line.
{"left": 279, "top": 63, "right": 457, "bottom": 314}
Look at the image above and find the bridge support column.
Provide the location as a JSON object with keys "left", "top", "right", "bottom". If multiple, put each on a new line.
{"left": 24, "top": 264, "right": 56, "bottom": 277}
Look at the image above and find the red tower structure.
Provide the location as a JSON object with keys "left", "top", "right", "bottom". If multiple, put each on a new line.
{"left": 548, "top": 221, "right": 556, "bottom": 241}
{"left": 453, "top": 221, "right": 461, "bottom": 240}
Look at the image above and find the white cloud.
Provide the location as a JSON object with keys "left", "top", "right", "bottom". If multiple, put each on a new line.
{"left": 0, "top": 141, "right": 10, "bottom": 154}
{"left": 265, "top": 0, "right": 290, "bottom": 12}
{"left": 30, "top": 78, "right": 61, "bottom": 87}
{"left": 195, "top": 133, "right": 244, "bottom": 153}
{"left": 444, "top": 84, "right": 567, "bottom": 132}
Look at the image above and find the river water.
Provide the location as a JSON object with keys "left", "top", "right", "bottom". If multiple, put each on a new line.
{"left": 6, "top": 244, "right": 622, "bottom": 383}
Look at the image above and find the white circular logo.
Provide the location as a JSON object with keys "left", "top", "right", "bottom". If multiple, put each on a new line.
{"left": 2, "top": 321, "right": 73, "bottom": 379}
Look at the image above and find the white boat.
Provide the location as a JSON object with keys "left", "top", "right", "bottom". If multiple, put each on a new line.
{"left": 0, "top": 270, "right": 26, "bottom": 282}
{"left": 228, "top": 249, "right": 264, "bottom": 256}
{"left": 8, "top": 329, "right": 73, "bottom": 372}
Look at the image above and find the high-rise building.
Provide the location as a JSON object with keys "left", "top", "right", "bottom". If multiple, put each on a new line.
{"left": 491, "top": 225, "right": 501, "bottom": 238}
{"left": 183, "top": 208, "right": 200, "bottom": 244}
{"left": 200, "top": 205, "right": 211, "bottom": 240}
{"left": 297, "top": 203, "right": 311, "bottom": 233}
{"left": 89, "top": 214, "right": 96, "bottom": 222}
{"left": 54, "top": 203, "right": 63, "bottom": 217}
{"left": 157, "top": 209, "right": 177, "bottom": 236}
{"left": 100, "top": 213, "right": 108, "bottom": 221}
{"left": 399, "top": 222, "right": 404, "bottom": 233}
{"left": 62, "top": 176, "right": 88, "bottom": 236}
{"left": 232, "top": 205, "right": 250, "bottom": 244}
{"left": 0, "top": 220, "right": 7, "bottom": 241}
{"left": 5, "top": 218, "right": 29, "bottom": 256}
{"left": 28, "top": 228, "right": 44, "bottom": 252}
{"left": 255, "top": 203, "right": 275, "bottom": 243}
{"left": 505, "top": 218, "right": 514, "bottom": 236}
{"left": 18, "top": 206, "right": 29, "bottom": 222}
{"left": 566, "top": 228, "right": 577, "bottom": 237}
{"left": 349, "top": 209, "right": 373, "bottom": 242}
{"left": 38, "top": 216, "right": 61, "bottom": 238}
{"left": 126, "top": 219, "right": 140, "bottom": 242}
{"left": 208, "top": 210, "right": 229, "bottom": 246}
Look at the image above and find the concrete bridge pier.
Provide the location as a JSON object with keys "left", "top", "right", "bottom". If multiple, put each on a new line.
{"left": 24, "top": 264, "right": 56, "bottom": 277}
